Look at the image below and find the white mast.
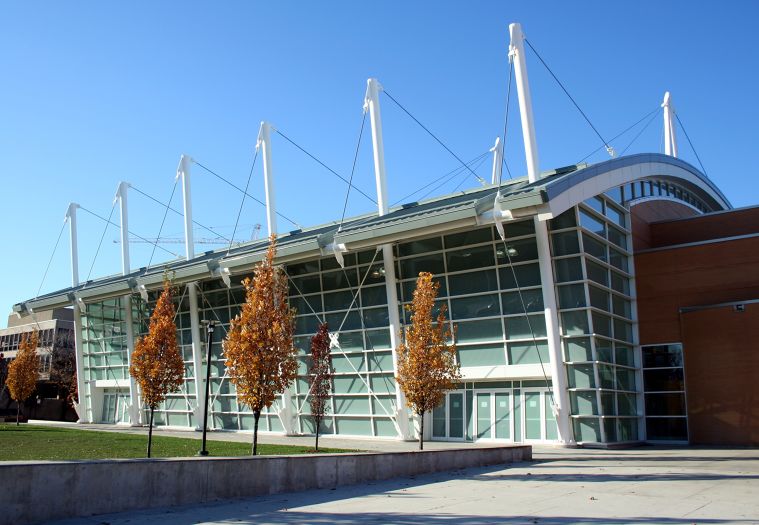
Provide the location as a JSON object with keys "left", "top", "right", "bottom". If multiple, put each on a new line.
{"left": 490, "top": 136, "right": 504, "bottom": 185}
{"left": 509, "top": 22, "right": 573, "bottom": 445}
{"left": 255, "top": 123, "right": 296, "bottom": 434}
{"left": 662, "top": 91, "right": 678, "bottom": 157}
{"left": 256, "top": 122, "right": 278, "bottom": 236}
{"left": 176, "top": 155, "right": 205, "bottom": 429}
{"left": 364, "top": 77, "right": 410, "bottom": 440}
{"left": 66, "top": 203, "right": 87, "bottom": 422}
{"left": 114, "top": 182, "right": 141, "bottom": 426}
{"left": 509, "top": 23, "right": 540, "bottom": 183}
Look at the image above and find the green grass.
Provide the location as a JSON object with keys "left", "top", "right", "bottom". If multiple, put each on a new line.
{"left": 0, "top": 424, "right": 354, "bottom": 461}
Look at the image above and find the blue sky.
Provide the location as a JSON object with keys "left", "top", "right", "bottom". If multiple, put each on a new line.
{"left": 2, "top": 2, "right": 758, "bottom": 327}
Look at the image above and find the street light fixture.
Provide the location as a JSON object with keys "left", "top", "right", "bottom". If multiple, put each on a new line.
{"left": 198, "top": 320, "right": 216, "bottom": 456}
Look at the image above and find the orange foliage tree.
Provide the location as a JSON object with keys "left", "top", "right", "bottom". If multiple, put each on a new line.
{"left": 129, "top": 280, "right": 185, "bottom": 458}
{"left": 309, "top": 322, "right": 333, "bottom": 451}
{"left": 224, "top": 236, "right": 297, "bottom": 455}
{"left": 396, "top": 272, "right": 460, "bottom": 450}
{"left": 6, "top": 331, "right": 39, "bottom": 425}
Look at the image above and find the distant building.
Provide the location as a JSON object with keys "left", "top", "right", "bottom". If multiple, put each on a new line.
{"left": 0, "top": 308, "right": 77, "bottom": 421}
{"left": 1, "top": 308, "right": 75, "bottom": 381}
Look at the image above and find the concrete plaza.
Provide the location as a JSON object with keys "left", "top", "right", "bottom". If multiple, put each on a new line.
{"left": 45, "top": 438, "right": 759, "bottom": 524}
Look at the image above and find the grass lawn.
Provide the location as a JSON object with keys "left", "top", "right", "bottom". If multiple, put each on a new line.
{"left": 0, "top": 424, "right": 354, "bottom": 461}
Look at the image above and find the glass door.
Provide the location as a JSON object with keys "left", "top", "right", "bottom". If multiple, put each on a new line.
{"left": 524, "top": 391, "right": 543, "bottom": 441}
{"left": 494, "top": 392, "right": 511, "bottom": 440}
{"left": 101, "top": 393, "right": 117, "bottom": 423}
{"left": 431, "top": 391, "right": 466, "bottom": 441}
{"left": 476, "top": 393, "right": 492, "bottom": 439}
{"left": 448, "top": 393, "right": 465, "bottom": 439}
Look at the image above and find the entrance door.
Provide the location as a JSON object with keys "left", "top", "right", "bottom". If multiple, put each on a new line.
{"left": 101, "top": 394, "right": 117, "bottom": 423}
{"left": 494, "top": 392, "right": 511, "bottom": 440}
{"left": 524, "top": 391, "right": 542, "bottom": 440}
{"left": 476, "top": 393, "right": 492, "bottom": 439}
{"left": 431, "top": 391, "right": 466, "bottom": 440}
{"left": 521, "top": 389, "right": 558, "bottom": 442}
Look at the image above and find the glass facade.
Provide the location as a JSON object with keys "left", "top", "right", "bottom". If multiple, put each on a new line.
{"left": 73, "top": 175, "right": 719, "bottom": 443}
{"left": 550, "top": 194, "right": 641, "bottom": 444}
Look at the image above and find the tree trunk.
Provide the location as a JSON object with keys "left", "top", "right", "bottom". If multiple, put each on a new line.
{"left": 315, "top": 416, "right": 320, "bottom": 452}
{"left": 252, "top": 410, "right": 261, "bottom": 455}
{"left": 419, "top": 411, "right": 424, "bottom": 450}
{"left": 147, "top": 407, "right": 155, "bottom": 458}
{"left": 16, "top": 402, "right": 20, "bottom": 426}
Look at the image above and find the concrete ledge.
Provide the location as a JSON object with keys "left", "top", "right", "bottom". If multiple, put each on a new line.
{"left": 0, "top": 445, "right": 530, "bottom": 525}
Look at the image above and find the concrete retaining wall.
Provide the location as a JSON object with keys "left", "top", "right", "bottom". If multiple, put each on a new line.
{"left": 0, "top": 445, "right": 530, "bottom": 525}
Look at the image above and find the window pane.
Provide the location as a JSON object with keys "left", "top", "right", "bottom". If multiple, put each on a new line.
{"left": 583, "top": 233, "right": 607, "bottom": 262}
{"left": 645, "top": 393, "right": 686, "bottom": 416}
{"left": 579, "top": 209, "right": 605, "bottom": 236}
{"left": 456, "top": 319, "right": 503, "bottom": 343}
{"left": 506, "top": 315, "right": 547, "bottom": 339}
{"left": 646, "top": 417, "right": 687, "bottom": 441}
{"left": 643, "top": 344, "right": 683, "bottom": 368}
{"left": 608, "top": 226, "right": 627, "bottom": 249}
{"left": 605, "top": 203, "right": 626, "bottom": 228}
{"left": 507, "top": 341, "right": 549, "bottom": 365}
{"left": 451, "top": 294, "right": 500, "bottom": 320}
{"left": 552, "top": 231, "right": 580, "bottom": 256}
{"left": 398, "top": 237, "right": 443, "bottom": 257}
{"left": 586, "top": 260, "right": 609, "bottom": 287}
{"left": 399, "top": 253, "right": 445, "bottom": 277}
{"left": 588, "top": 285, "right": 610, "bottom": 311}
{"left": 447, "top": 245, "right": 495, "bottom": 272}
{"left": 550, "top": 209, "right": 576, "bottom": 229}
{"left": 444, "top": 227, "right": 492, "bottom": 248}
{"left": 448, "top": 269, "right": 497, "bottom": 296}
{"left": 564, "top": 337, "right": 592, "bottom": 361}
{"left": 557, "top": 284, "right": 586, "bottom": 309}
{"left": 458, "top": 344, "right": 506, "bottom": 367}
{"left": 561, "top": 311, "right": 589, "bottom": 335}
{"left": 643, "top": 368, "right": 684, "bottom": 392}
{"left": 503, "top": 220, "right": 535, "bottom": 238}
{"left": 501, "top": 289, "right": 544, "bottom": 315}
{"left": 592, "top": 312, "right": 612, "bottom": 337}
{"left": 555, "top": 257, "right": 583, "bottom": 283}
{"left": 499, "top": 263, "right": 541, "bottom": 288}
{"left": 496, "top": 238, "right": 538, "bottom": 264}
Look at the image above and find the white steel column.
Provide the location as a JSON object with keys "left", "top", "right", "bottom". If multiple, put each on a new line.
{"left": 256, "top": 122, "right": 278, "bottom": 236}
{"left": 662, "top": 91, "right": 678, "bottom": 158}
{"left": 364, "top": 77, "right": 411, "bottom": 440}
{"left": 490, "top": 137, "right": 504, "bottom": 184}
{"left": 115, "top": 182, "right": 141, "bottom": 426}
{"left": 176, "top": 155, "right": 205, "bottom": 429}
{"left": 66, "top": 203, "right": 88, "bottom": 423}
{"left": 510, "top": 23, "right": 573, "bottom": 445}
{"left": 254, "top": 127, "right": 295, "bottom": 434}
{"left": 509, "top": 23, "right": 540, "bottom": 184}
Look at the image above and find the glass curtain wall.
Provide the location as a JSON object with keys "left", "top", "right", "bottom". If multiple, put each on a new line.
{"left": 80, "top": 297, "right": 136, "bottom": 423}
{"left": 135, "top": 288, "right": 198, "bottom": 428}
{"left": 550, "top": 192, "right": 640, "bottom": 444}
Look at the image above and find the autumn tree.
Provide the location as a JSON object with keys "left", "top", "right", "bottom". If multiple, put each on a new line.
{"left": 6, "top": 331, "right": 39, "bottom": 425}
{"left": 309, "top": 323, "right": 333, "bottom": 451}
{"left": 396, "top": 272, "right": 461, "bottom": 450}
{"left": 130, "top": 280, "right": 185, "bottom": 458}
{"left": 224, "top": 235, "right": 297, "bottom": 455}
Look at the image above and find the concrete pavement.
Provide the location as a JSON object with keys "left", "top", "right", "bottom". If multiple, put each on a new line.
{"left": 28, "top": 419, "right": 497, "bottom": 451}
{"left": 46, "top": 445, "right": 759, "bottom": 524}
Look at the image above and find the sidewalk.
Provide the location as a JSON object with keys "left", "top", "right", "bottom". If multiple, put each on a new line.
{"left": 27, "top": 419, "right": 518, "bottom": 452}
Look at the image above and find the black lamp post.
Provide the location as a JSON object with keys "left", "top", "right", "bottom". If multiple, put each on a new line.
{"left": 198, "top": 320, "right": 215, "bottom": 456}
